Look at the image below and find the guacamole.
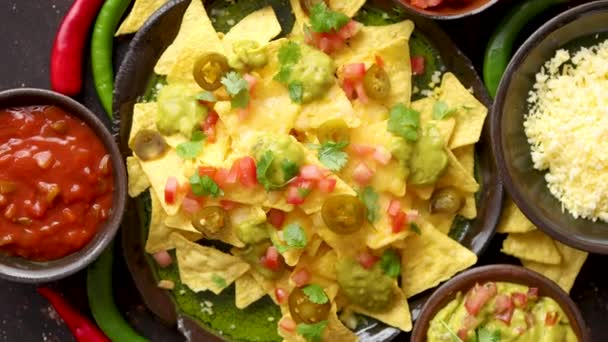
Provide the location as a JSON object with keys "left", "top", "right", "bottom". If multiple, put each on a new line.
{"left": 428, "top": 282, "right": 577, "bottom": 342}
{"left": 236, "top": 221, "right": 270, "bottom": 245}
{"left": 156, "top": 83, "right": 207, "bottom": 138}
{"left": 336, "top": 259, "right": 394, "bottom": 312}
{"left": 283, "top": 43, "right": 335, "bottom": 103}
{"left": 408, "top": 125, "right": 448, "bottom": 185}
{"left": 228, "top": 40, "right": 268, "bottom": 71}
{"left": 252, "top": 134, "right": 306, "bottom": 189}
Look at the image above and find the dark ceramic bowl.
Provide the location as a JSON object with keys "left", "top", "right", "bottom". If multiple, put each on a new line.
{"left": 411, "top": 264, "right": 590, "bottom": 342}
{"left": 0, "top": 88, "right": 127, "bottom": 283}
{"left": 392, "top": 0, "right": 498, "bottom": 20}
{"left": 492, "top": 0, "right": 608, "bottom": 254}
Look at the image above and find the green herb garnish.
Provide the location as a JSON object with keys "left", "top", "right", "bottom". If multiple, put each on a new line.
{"left": 309, "top": 3, "right": 349, "bottom": 33}
{"left": 387, "top": 103, "right": 420, "bottom": 141}
{"left": 296, "top": 321, "right": 328, "bottom": 342}
{"left": 410, "top": 222, "right": 421, "bottom": 235}
{"left": 379, "top": 249, "right": 401, "bottom": 278}
{"left": 288, "top": 81, "right": 304, "bottom": 103}
{"left": 315, "top": 141, "right": 349, "bottom": 172}
{"left": 211, "top": 274, "right": 227, "bottom": 288}
{"left": 176, "top": 130, "right": 205, "bottom": 159}
{"left": 302, "top": 284, "right": 329, "bottom": 304}
{"left": 221, "top": 71, "right": 250, "bottom": 109}
{"left": 189, "top": 174, "right": 223, "bottom": 198}
{"left": 359, "top": 186, "right": 379, "bottom": 223}
{"left": 433, "top": 100, "right": 456, "bottom": 119}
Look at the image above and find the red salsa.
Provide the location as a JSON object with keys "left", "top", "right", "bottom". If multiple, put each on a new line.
{"left": 0, "top": 105, "right": 113, "bottom": 261}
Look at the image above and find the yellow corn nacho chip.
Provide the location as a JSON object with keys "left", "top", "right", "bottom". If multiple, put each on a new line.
{"left": 348, "top": 283, "right": 412, "bottom": 332}
{"left": 156, "top": 0, "right": 223, "bottom": 78}
{"left": 437, "top": 73, "right": 488, "bottom": 149}
{"left": 501, "top": 230, "right": 562, "bottom": 265}
{"left": 222, "top": 6, "right": 282, "bottom": 47}
{"left": 295, "top": 83, "right": 360, "bottom": 131}
{"left": 401, "top": 219, "right": 477, "bottom": 297}
{"left": 411, "top": 195, "right": 456, "bottom": 235}
{"left": 171, "top": 233, "right": 250, "bottom": 294}
{"left": 411, "top": 97, "right": 456, "bottom": 145}
{"left": 452, "top": 145, "right": 477, "bottom": 219}
{"left": 116, "top": 0, "right": 169, "bottom": 35}
{"left": 437, "top": 148, "right": 479, "bottom": 194}
{"left": 126, "top": 156, "right": 150, "bottom": 197}
{"left": 235, "top": 272, "right": 267, "bottom": 309}
{"left": 366, "top": 195, "right": 413, "bottom": 249}
{"left": 128, "top": 102, "right": 157, "bottom": 149}
{"left": 497, "top": 198, "right": 536, "bottom": 234}
{"left": 287, "top": 0, "right": 308, "bottom": 38}
{"left": 328, "top": 0, "right": 366, "bottom": 17}
{"left": 521, "top": 241, "right": 588, "bottom": 293}
{"left": 138, "top": 148, "right": 188, "bottom": 215}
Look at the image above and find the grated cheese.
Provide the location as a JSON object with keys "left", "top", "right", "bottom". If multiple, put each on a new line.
{"left": 524, "top": 40, "right": 608, "bottom": 222}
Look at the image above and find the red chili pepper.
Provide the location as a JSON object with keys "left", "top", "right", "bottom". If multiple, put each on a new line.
{"left": 38, "top": 287, "right": 110, "bottom": 342}
{"left": 51, "top": 0, "right": 105, "bottom": 96}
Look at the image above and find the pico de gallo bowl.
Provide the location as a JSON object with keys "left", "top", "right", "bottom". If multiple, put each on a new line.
{"left": 0, "top": 88, "right": 126, "bottom": 283}
{"left": 411, "top": 264, "right": 589, "bottom": 342}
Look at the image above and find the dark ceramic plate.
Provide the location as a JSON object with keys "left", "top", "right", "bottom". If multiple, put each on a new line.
{"left": 391, "top": 0, "right": 499, "bottom": 20}
{"left": 113, "top": 0, "right": 502, "bottom": 340}
{"left": 492, "top": 0, "right": 608, "bottom": 254}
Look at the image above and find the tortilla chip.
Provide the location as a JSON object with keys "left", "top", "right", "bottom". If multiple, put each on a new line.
{"left": 287, "top": 0, "right": 308, "bottom": 39}
{"left": 328, "top": 0, "right": 365, "bottom": 17}
{"left": 497, "top": 198, "right": 536, "bottom": 234}
{"left": 145, "top": 191, "right": 202, "bottom": 254}
{"left": 452, "top": 145, "right": 477, "bottom": 219}
{"left": 126, "top": 157, "right": 150, "bottom": 197}
{"left": 222, "top": 6, "right": 282, "bottom": 48}
{"left": 272, "top": 208, "right": 315, "bottom": 267}
{"left": 314, "top": 212, "right": 374, "bottom": 258}
{"left": 411, "top": 97, "right": 456, "bottom": 146}
{"left": 411, "top": 195, "right": 455, "bottom": 235}
{"left": 249, "top": 269, "right": 292, "bottom": 305}
{"left": 295, "top": 83, "right": 360, "bottom": 131}
{"left": 437, "top": 148, "right": 479, "bottom": 194}
{"left": 349, "top": 283, "right": 412, "bottom": 332}
{"left": 437, "top": 73, "right": 488, "bottom": 149}
{"left": 156, "top": 0, "right": 223, "bottom": 78}
{"left": 401, "top": 219, "right": 477, "bottom": 297}
{"left": 309, "top": 248, "right": 338, "bottom": 281}
{"left": 521, "top": 241, "right": 588, "bottom": 293}
{"left": 128, "top": 102, "right": 157, "bottom": 149}
{"left": 171, "top": 233, "right": 250, "bottom": 294}
{"left": 279, "top": 306, "right": 357, "bottom": 342}
{"left": 459, "top": 194, "right": 477, "bottom": 219}
{"left": 501, "top": 230, "right": 562, "bottom": 265}
{"left": 116, "top": 0, "right": 169, "bottom": 35}
{"left": 366, "top": 194, "right": 413, "bottom": 249}
{"left": 235, "top": 272, "right": 267, "bottom": 309}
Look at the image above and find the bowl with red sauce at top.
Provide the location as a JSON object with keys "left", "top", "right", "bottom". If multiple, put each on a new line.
{"left": 0, "top": 88, "right": 126, "bottom": 283}
{"left": 393, "top": 0, "right": 498, "bottom": 20}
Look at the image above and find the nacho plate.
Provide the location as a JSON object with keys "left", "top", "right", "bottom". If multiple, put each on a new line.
{"left": 114, "top": 0, "right": 502, "bottom": 340}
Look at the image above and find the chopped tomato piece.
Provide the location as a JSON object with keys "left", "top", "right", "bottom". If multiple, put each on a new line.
{"left": 299, "top": 164, "right": 324, "bottom": 181}
{"left": 464, "top": 282, "right": 497, "bottom": 316}
{"left": 353, "top": 162, "right": 374, "bottom": 184}
{"left": 219, "top": 200, "right": 237, "bottom": 211}
{"left": 305, "top": 20, "right": 359, "bottom": 54}
{"left": 411, "top": 55, "right": 426, "bottom": 75}
{"left": 357, "top": 250, "right": 379, "bottom": 269}
{"left": 153, "top": 250, "right": 173, "bottom": 268}
{"left": 181, "top": 197, "right": 202, "bottom": 214}
{"left": 213, "top": 168, "right": 231, "bottom": 189}
{"left": 391, "top": 211, "right": 407, "bottom": 233}
{"left": 243, "top": 73, "right": 257, "bottom": 94}
{"left": 336, "top": 20, "right": 360, "bottom": 40}
{"left": 512, "top": 292, "right": 528, "bottom": 308}
{"left": 227, "top": 163, "right": 240, "bottom": 184}
{"left": 545, "top": 312, "right": 559, "bottom": 326}
{"left": 164, "top": 176, "right": 178, "bottom": 204}
{"left": 527, "top": 287, "right": 539, "bottom": 301}
{"left": 342, "top": 79, "right": 356, "bottom": 100}
{"left": 236, "top": 156, "right": 258, "bottom": 187}
{"left": 267, "top": 209, "right": 286, "bottom": 229}
{"left": 202, "top": 111, "right": 219, "bottom": 143}
{"left": 354, "top": 82, "right": 368, "bottom": 104}
{"left": 373, "top": 146, "right": 392, "bottom": 165}
{"left": 494, "top": 294, "right": 514, "bottom": 324}
{"left": 291, "top": 268, "right": 311, "bottom": 287}
{"left": 286, "top": 186, "right": 306, "bottom": 205}
{"left": 350, "top": 143, "right": 375, "bottom": 156}
{"left": 198, "top": 166, "right": 217, "bottom": 178}
{"left": 387, "top": 199, "right": 401, "bottom": 217}
{"left": 261, "top": 246, "right": 281, "bottom": 271}
{"left": 375, "top": 54, "right": 385, "bottom": 68}
{"left": 343, "top": 63, "right": 366, "bottom": 80}
{"left": 275, "top": 287, "right": 288, "bottom": 304}
{"left": 279, "top": 317, "right": 296, "bottom": 332}
{"left": 317, "top": 177, "right": 336, "bottom": 193}
{"left": 457, "top": 329, "right": 468, "bottom": 341}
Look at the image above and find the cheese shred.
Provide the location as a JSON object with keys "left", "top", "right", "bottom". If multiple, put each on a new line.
{"left": 524, "top": 40, "right": 608, "bottom": 222}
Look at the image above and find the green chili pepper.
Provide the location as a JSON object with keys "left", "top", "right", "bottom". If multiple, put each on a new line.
{"left": 91, "top": 0, "right": 132, "bottom": 118}
{"left": 87, "top": 240, "right": 149, "bottom": 342}
{"left": 483, "top": 0, "right": 569, "bottom": 98}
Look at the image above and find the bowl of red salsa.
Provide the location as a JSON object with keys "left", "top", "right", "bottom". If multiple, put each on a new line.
{"left": 393, "top": 0, "right": 498, "bottom": 20}
{"left": 0, "top": 88, "right": 126, "bottom": 282}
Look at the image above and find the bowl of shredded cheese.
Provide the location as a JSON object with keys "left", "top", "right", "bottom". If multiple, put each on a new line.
{"left": 492, "top": 0, "right": 608, "bottom": 254}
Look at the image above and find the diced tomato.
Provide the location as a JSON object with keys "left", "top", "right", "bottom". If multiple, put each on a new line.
{"left": 202, "top": 111, "right": 219, "bottom": 143}
{"left": 343, "top": 63, "right": 366, "bottom": 81}
{"left": 236, "top": 107, "right": 250, "bottom": 121}
{"left": 305, "top": 20, "right": 358, "bottom": 54}
{"left": 227, "top": 162, "right": 241, "bottom": 184}
{"left": 213, "top": 168, "right": 231, "bottom": 189}
{"left": 164, "top": 176, "right": 178, "bottom": 204}
{"left": 354, "top": 82, "right": 368, "bottom": 104}
{"left": 198, "top": 166, "right": 217, "bottom": 178}
{"left": 464, "top": 282, "right": 497, "bottom": 316}
{"left": 243, "top": 73, "right": 257, "bottom": 94}
{"left": 279, "top": 317, "right": 296, "bottom": 332}
{"left": 267, "top": 209, "right": 286, "bottom": 229}
{"left": 219, "top": 200, "right": 238, "bottom": 211}
{"left": 527, "top": 287, "right": 539, "bottom": 301}
{"left": 350, "top": 143, "right": 375, "bottom": 156}
{"left": 236, "top": 156, "right": 258, "bottom": 187}
{"left": 286, "top": 186, "right": 306, "bottom": 205}
{"left": 292, "top": 268, "right": 311, "bottom": 287}
{"left": 262, "top": 246, "right": 281, "bottom": 271}
{"left": 387, "top": 200, "right": 401, "bottom": 217}
{"left": 317, "top": 177, "right": 336, "bottom": 193}
{"left": 275, "top": 287, "right": 288, "bottom": 304}
{"left": 373, "top": 146, "right": 392, "bottom": 165}
{"left": 411, "top": 55, "right": 426, "bottom": 75}
{"left": 153, "top": 250, "right": 173, "bottom": 268}
{"left": 336, "top": 20, "right": 360, "bottom": 40}
{"left": 462, "top": 314, "right": 478, "bottom": 331}
{"left": 375, "top": 54, "right": 385, "bottom": 68}
{"left": 342, "top": 79, "right": 356, "bottom": 100}
{"left": 512, "top": 292, "right": 528, "bottom": 308}
{"left": 353, "top": 162, "right": 374, "bottom": 184}
{"left": 545, "top": 312, "right": 559, "bottom": 326}
{"left": 181, "top": 197, "right": 202, "bottom": 214}
{"left": 299, "top": 164, "right": 324, "bottom": 181}
{"left": 457, "top": 329, "right": 468, "bottom": 341}
{"left": 391, "top": 211, "right": 407, "bottom": 233}
{"left": 357, "top": 250, "right": 379, "bottom": 269}
{"left": 494, "top": 294, "right": 514, "bottom": 324}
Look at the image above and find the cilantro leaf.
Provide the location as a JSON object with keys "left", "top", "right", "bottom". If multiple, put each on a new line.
{"left": 189, "top": 174, "right": 223, "bottom": 198}
{"left": 297, "top": 187, "right": 311, "bottom": 198}
{"left": 297, "top": 321, "right": 328, "bottom": 342}
{"left": 283, "top": 223, "right": 307, "bottom": 249}
{"left": 477, "top": 327, "right": 501, "bottom": 342}
{"left": 358, "top": 186, "right": 379, "bottom": 223}
{"left": 379, "top": 250, "right": 401, "bottom": 278}
{"left": 255, "top": 150, "right": 275, "bottom": 190}
{"left": 211, "top": 274, "right": 227, "bottom": 288}
{"left": 281, "top": 159, "right": 300, "bottom": 181}
{"left": 274, "top": 68, "right": 292, "bottom": 84}
{"left": 387, "top": 103, "right": 420, "bottom": 141}
{"left": 221, "top": 71, "right": 250, "bottom": 109}
{"left": 302, "top": 284, "right": 329, "bottom": 304}
{"left": 317, "top": 141, "right": 349, "bottom": 171}
{"left": 278, "top": 41, "right": 301, "bottom": 65}
{"left": 288, "top": 81, "right": 304, "bottom": 103}
{"left": 196, "top": 91, "right": 217, "bottom": 102}
{"left": 410, "top": 222, "right": 421, "bottom": 235}
{"left": 176, "top": 131, "right": 205, "bottom": 159}
{"left": 433, "top": 100, "right": 456, "bottom": 120}
{"left": 439, "top": 319, "right": 463, "bottom": 342}
{"left": 310, "top": 2, "right": 349, "bottom": 33}
{"left": 231, "top": 89, "right": 250, "bottom": 109}
{"left": 271, "top": 238, "right": 289, "bottom": 254}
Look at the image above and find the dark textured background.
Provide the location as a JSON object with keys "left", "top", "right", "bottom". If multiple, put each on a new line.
{"left": 0, "top": 1, "right": 606, "bottom": 341}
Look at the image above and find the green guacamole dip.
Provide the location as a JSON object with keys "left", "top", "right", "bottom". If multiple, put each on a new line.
{"left": 428, "top": 282, "right": 577, "bottom": 342}
{"left": 252, "top": 134, "right": 306, "bottom": 189}
{"left": 228, "top": 40, "right": 269, "bottom": 71}
{"left": 283, "top": 43, "right": 335, "bottom": 103}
